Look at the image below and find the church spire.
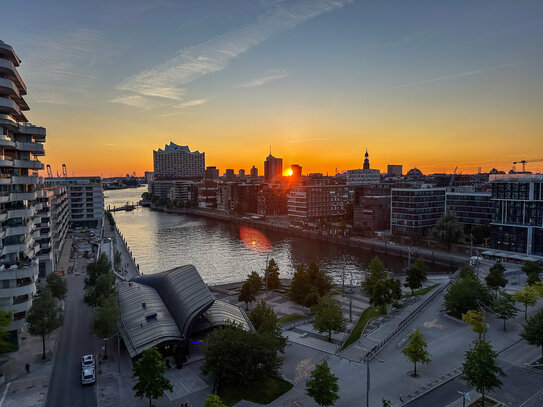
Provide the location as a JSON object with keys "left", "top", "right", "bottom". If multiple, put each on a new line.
{"left": 363, "top": 149, "right": 370, "bottom": 169}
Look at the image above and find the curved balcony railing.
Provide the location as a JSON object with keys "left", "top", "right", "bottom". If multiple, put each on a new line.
{"left": 0, "top": 58, "right": 27, "bottom": 94}
{"left": 16, "top": 141, "right": 45, "bottom": 154}
{"left": 13, "top": 159, "right": 44, "bottom": 170}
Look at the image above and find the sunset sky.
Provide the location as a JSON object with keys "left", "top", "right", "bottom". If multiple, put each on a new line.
{"left": 3, "top": 0, "right": 543, "bottom": 177}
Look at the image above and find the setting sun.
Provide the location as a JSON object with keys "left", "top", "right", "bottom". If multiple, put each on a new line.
{"left": 286, "top": 168, "right": 293, "bottom": 176}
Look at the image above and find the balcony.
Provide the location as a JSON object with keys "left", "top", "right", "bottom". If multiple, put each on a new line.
{"left": 10, "top": 191, "right": 37, "bottom": 201}
{"left": 18, "top": 123, "right": 46, "bottom": 138}
{"left": 0, "top": 134, "right": 15, "bottom": 148}
{"left": 13, "top": 159, "right": 44, "bottom": 170}
{"left": 7, "top": 207, "right": 34, "bottom": 219}
{"left": 0, "top": 96, "right": 26, "bottom": 122}
{"left": 16, "top": 141, "right": 45, "bottom": 155}
{"left": 5, "top": 224, "right": 33, "bottom": 237}
{"left": 0, "top": 193, "right": 8, "bottom": 203}
{"left": 0, "top": 58, "right": 27, "bottom": 94}
{"left": 0, "top": 155, "right": 14, "bottom": 167}
{"left": 11, "top": 175, "right": 39, "bottom": 185}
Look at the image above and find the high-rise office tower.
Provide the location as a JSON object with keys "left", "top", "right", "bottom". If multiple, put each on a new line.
{"left": 264, "top": 154, "right": 283, "bottom": 184}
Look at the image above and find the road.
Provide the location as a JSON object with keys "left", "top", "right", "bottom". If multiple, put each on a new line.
{"left": 46, "top": 271, "right": 101, "bottom": 407}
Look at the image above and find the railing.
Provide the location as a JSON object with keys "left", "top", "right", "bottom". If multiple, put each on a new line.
{"left": 281, "top": 316, "right": 314, "bottom": 332}
{"left": 363, "top": 280, "right": 453, "bottom": 362}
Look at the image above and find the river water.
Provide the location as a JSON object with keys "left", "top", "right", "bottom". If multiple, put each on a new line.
{"left": 105, "top": 186, "right": 415, "bottom": 285}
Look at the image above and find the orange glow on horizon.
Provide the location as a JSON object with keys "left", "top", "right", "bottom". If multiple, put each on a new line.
{"left": 285, "top": 168, "right": 293, "bottom": 176}
{"left": 239, "top": 226, "right": 272, "bottom": 253}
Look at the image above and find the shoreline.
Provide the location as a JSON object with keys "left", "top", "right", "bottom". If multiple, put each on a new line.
{"left": 148, "top": 204, "right": 468, "bottom": 270}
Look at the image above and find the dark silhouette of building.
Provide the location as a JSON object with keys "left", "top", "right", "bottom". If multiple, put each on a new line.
{"left": 363, "top": 149, "right": 370, "bottom": 170}
{"left": 264, "top": 154, "right": 283, "bottom": 184}
{"left": 250, "top": 166, "right": 258, "bottom": 177}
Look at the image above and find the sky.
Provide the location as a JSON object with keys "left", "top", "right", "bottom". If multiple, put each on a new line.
{"left": 2, "top": 0, "right": 543, "bottom": 177}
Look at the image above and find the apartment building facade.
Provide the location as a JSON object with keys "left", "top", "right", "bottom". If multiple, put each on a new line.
{"left": 490, "top": 174, "right": 543, "bottom": 256}
{"left": 288, "top": 185, "right": 351, "bottom": 226}
{"left": 391, "top": 188, "right": 446, "bottom": 237}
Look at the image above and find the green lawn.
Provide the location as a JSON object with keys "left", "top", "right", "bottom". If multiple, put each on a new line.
{"left": 339, "top": 306, "right": 384, "bottom": 351}
{"left": 277, "top": 313, "right": 305, "bottom": 325}
{"left": 218, "top": 375, "right": 293, "bottom": 405}
{"left": 402, "top": 284, "right": 439, "bottom": 298}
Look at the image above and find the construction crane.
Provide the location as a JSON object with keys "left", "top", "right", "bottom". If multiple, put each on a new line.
{"left": 62, "top": 163, "right": 67, "bottom": 177}
{"left": 46, "top": 164, "right": 53, "bottom": 178}
{"left": 512, "top": 158, "right": 543, "bottom": 173}
{"left": 449, "top": 166, "right": 458, "bottom": 188}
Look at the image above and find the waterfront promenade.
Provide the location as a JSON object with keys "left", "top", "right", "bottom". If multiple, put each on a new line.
{"left": 104, "top": 220, "right": 140, "bottom": 280}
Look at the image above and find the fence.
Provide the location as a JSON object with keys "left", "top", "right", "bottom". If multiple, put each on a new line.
{"left": 363, "top": 280, "right": 453, "bottom": 362}
{"left": 281, "top": 316, "right": 314, "bottom": 332}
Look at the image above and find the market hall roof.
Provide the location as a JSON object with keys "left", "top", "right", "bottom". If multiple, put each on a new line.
{"left": 118, "top": 264, "right": 251, "bottom": 358}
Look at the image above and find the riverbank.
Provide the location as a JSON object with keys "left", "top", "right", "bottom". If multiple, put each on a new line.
{"left": 149, "top": 204, "right": 469, "bottom": 270}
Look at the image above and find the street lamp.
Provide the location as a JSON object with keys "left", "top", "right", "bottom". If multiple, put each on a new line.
{"left": 361, "top": 347, "right": 384, "bottom": 407}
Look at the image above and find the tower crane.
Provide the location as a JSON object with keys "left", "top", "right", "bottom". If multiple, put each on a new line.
{"left": 449, "top": 166, "right": 458, "bottom": 188}
{"left": 512, "top": 158, "right": 543, "bottom": 173}
{"left": 62, "top": 163, "right": 67, "bottom": 177}
{"left": 46, "top": 164, "right": 53, "bottom": 178}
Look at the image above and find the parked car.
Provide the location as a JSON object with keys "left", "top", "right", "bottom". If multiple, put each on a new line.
{"left": 81, "top": 368, "right": 95, "bottom": 385}
{"left": 81, "top": 354, "right": 95, "bottom": 369}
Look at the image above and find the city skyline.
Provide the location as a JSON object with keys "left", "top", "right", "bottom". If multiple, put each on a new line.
{"left": 2, "top": 0, "right": 543, "bottom": 176}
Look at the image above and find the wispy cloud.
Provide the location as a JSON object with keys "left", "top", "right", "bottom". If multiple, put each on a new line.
{"left": 115, "top": 0, "right": 352, "bottom": 105}
{"left": 21, "top": 28, "right": 106, "bottom": 104}
{"left": 175, "top": 99, "right": 207, "bottom": 109}
{"left": 391, "top": 63, "right": 520, "bottom": 89}
{"left": 239, "top": 70, "right": 290, "bottom": 88}
{"left": 110, "top": 95, "right": 149, "bottom": 109}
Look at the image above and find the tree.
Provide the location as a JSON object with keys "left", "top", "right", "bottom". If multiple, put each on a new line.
{"left": 264, "top": 258, "right": 281, "bottom": 290}
{"left": 362, "top": 256, "right": 387, "bottom": 297}
{"left": 459, "top": 264, "right": 476, "bottom": 279}
{"left": 405, "top": 257, "right": 428, "bottom": 294}
{"left": 471, "top": 224, "right": 490, "bottom": 246}
{"left": 26, "top": 289, "right": 63, "bottom": 359}
{"left": 369, "top": 277, "right": 401, "bottom": 314}
{"left": 85, "top": 253, "right": 112, "bottom": 289}
{"left": 246, "top": 271, "right": 263, "bottom": 292}
{"left": 84, "top": 272, "right": 116, "bottom": 308}
{"left": 492, "top": 290, "right": 518, "bottom": 331}
{"left": 305, "top": 360, "right": 340, "bottom": 407}
{"left": 401, "top": 328, "right": 431, "bottom": 376}
{"left": 522, "top": 261, "right": 542, "bottom": 286}
{"left": 430, "top": 211, "right": 465, "bottom": 250}
{"left": 290, "top": 264, "right": 318, "bottom": 307}
{"left": 0, "top": 310, "right": 15, "bottom": 353}
{"left": 462, "top": 341, "right": 504, "bottom": 407}
{"left": 46, "top": 273, "right": 67, "bottom": 301}
{"left": 238, "top": 281, "right": 256, "bottom": 310}
{"left": 133, "top": 347, "right": 173, "bottom": 407}
{"left": 202, "top": 324, "right": 283, "bottom": 390}
{"left": 249, "top": 300, "right": 277, "bottom": 332}
{"left": 205, "top": 394, "right": 227, "bottom": 407}
{"left": 307, "top": 261, "right": 332, "bottom": 297}
{"left": 91, "top": 296, "right": 120, "bottom": 359}
{"left": 382, "top": 400, "right": 392, "bottom": 407}
{"left": 485, "top": 263, "right": 507, "bottom": 290}
{"left": 520, "top": 308, "right": 543, "bottom": 359}
{"left": 445, "top": 276, "right": 492, "bottom": 318}
{"left": 462, "top": 310, "right": 485, "bottom": 341}
{"left": 312, "top": 296, "right": 347, "bottom": 342}
{"left": 512, "top": 285, "right": 539, "bottom": 319}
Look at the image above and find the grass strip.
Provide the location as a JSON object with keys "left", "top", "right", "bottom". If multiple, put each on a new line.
{"left": 277, "top": 313, "right": 305, "bottom": 325}
{"left": 402, "top": 284, "right": 439, "bottom": 298}
{"left": 339, "top": 305, "right": 383, "bottom": 352}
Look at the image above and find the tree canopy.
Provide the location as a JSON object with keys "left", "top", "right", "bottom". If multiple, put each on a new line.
{"left": 369, "top": 277, "right": 401, "bottom": 314}
{"left": 401, "top": 328, "right": 431, "bottom": 376}
{"left": 205, "top": 394, "right": 227, "bottom": 407}
{"left": 522, "top": 261, "right": 542, "bottom": 286}
{"left": 462, "top": 310, "right": 485, "bottom": 341}
{"left": 512, "top": 285, "right": 540, "bottom": 320}
{"left": 27, "top": 289, "right": 63, "bottom": 359}
{"left": 290, "top": 261, "right": 332, "bottom": 307}
{"left": 202, "top": 324, "right": 283, "bottom": 390}
{"left": 246, "top": 271, "right": 263, "bottom": 292}
{"left": 485, "top": 263, "right": 507, "bottom": 289}
{"left": 84, "top": 272, "right": 116, "bottom": 309}
{"left": 264, "top": 259, "right": 281, "bottom": 290}
{"left": 430, "top": 211, "right": 465, "bottom": 250}
{"left": 492, "top": 290, "right": 517, "bottom": 331}
{"left": 444, "top": 275, "right": 492, "bottom": 318}
{"left": 91, "top": 296, "right": 120, "bottom": 358}
{"left": 520, "top": 308, "right": 543, "bottom": 359}
{"left": 462, "top": 340, "right": 504, "bottom": 406}
{"left": 132, "top": 347, "right": 173, "bottom": 407}
{"left": 312, "top": 296, "right": 347, "bottom": 342}
{"left": 362, "top": 256, "right": 387, "bottom": 296}
{"left": 405, "top": 257, "right": 428, "bottom": 294}
{"left": 46, "top": 273, "right": 68, "bottom": 300}
{"left": 238, "top": 281, "right": 256, "bottom": 310}
{"left": 0, "top": 310, "right": 15, "bottom": 353}
{"left": 305, "top": 360, "right": 340, "bottom": 407}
